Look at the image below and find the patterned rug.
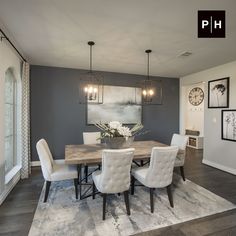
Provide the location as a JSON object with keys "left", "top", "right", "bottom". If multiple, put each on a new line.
{"left": 29, "top": 174, "right": 235, "bottom": 236}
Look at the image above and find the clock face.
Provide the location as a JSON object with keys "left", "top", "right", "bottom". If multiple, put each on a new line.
{"left": 188, "top": 87, "right": 204, "bottom": 106}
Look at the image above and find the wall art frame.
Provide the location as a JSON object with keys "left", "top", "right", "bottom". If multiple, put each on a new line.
{"left": 86, "top": 85, "right": 142, "bottom": 125}
{"left": 208, "top": 77, "right": 229, "bottom": 108}
{"left": 221, "top": 109, "right": 236, "bottom": 142}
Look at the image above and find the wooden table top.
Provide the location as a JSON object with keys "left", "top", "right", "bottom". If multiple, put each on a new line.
{"left": 65, "top": 140, "right": 166, "bottom": 165}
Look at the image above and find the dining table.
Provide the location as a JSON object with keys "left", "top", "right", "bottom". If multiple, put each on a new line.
{"left": 65, "top": 140, "right": 167, "bottom": 199}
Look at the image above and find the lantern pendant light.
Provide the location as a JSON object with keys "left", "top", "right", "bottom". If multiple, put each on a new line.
{"left": 79, "top": 41, "right": 103, "bottom": 104}
{"left": 84, "top": 41, "right": 98, "bottom": 101}
{"left": 142, "top": 49, "right": 154, "bottom": 103}
{"left": 140, "top": 49, "right": 163, "bottom": 105}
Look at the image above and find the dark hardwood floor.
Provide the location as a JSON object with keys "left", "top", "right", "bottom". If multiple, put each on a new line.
{"left": 0, "top": 147, "right": 236, "bottom": 236}
{"left": 0, "top": 168, "right": 44, "bottom": 236}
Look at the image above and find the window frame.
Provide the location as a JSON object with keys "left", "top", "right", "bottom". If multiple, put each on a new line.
{"left": 4, "top": 68, "right": 19, "bottom": 182}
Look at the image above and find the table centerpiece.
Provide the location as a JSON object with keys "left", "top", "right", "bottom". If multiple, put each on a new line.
{"left": 94, "top": 121, "right": 144, "bottom": 149}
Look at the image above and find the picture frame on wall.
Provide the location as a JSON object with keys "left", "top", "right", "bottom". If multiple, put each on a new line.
{"left": 222, "top": 110, "right": 236, "bottom": 142}
{"left": 208, "top": 77, "right": 229, "bottom": 108}
{"left": 86, "top": 85, "right": 142, "bottom": 125}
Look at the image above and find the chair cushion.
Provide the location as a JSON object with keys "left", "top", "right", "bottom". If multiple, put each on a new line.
{"left": 50, "top": 162, "right": 77, "bottom": 181}
{"left": 131, "top": 166, "right": 149, "bottom": 186}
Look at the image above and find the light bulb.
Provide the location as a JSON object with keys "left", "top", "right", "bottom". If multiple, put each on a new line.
{"left": 93, "top": 87, "right": 98, "bottom": 93}
{"left": 149, "top": 89, "right": 154, "bottom": 96}
{"left": 142, "top": 90, "right": 147, "bottom": 96}
{"left": 84, "top": 87, "right": 88, "bottom": 92}
{"left": 88, "top": 86, "right": 93, "bottom": 93}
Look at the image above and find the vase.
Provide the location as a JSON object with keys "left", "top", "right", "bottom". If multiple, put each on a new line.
{"left": 104, "top": 136, "right": 134, "bottom": 149}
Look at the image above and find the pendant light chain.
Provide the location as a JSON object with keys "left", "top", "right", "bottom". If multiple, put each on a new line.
{"left": 90, "top": 43, "right": 92, "bottom": 73}
{"left": 147, "top": 51, "right": 149, "bottom": 80}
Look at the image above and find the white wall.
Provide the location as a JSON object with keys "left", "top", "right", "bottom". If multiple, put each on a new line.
{"left": 0, "top": 35, "right": 22, "bottom": 204}
{"left": 180, "top": 60, "right": 236, "bottom": 175}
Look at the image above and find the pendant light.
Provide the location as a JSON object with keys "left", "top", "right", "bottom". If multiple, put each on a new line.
{"left": 79, "top": 41, "right": 103, "bottom": 104}
{"left": 141, "top": 49, "right": 163, "bottom": 105}
{"left": 142, "top": 49, "right": 154, "bottom": 103}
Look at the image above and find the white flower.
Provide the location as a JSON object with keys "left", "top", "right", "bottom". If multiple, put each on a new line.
{"left": 109, "top": 121, "right": 122, "bottom": 129}
{"left": 117, "top": 126, "right": 132, "bottom": 137}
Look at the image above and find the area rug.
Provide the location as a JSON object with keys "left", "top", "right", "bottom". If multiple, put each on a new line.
{"left": 29, "top": 174, "right": 235, "bottom": 236}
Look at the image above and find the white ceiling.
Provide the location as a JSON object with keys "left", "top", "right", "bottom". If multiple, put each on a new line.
{"left": 0, "top": 0, "right": 236, "bottom": 77}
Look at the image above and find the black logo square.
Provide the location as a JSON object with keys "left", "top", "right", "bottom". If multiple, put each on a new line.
{"left": 198, "top": 10, "right": 225, "bottom": 38}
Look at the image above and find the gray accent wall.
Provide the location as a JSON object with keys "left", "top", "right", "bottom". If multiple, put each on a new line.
{"left": 30, "top": 65, "right": 179, "bottom": 161}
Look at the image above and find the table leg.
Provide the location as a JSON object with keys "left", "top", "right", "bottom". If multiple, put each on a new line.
{"left": 84, "top": 165, "right": 88, "bottom": 183}
{"left": 77, "top": 164, "right": 82, "bottom": 199}
{"left": 76, "top": 163, "right": 101, "bottom": 200}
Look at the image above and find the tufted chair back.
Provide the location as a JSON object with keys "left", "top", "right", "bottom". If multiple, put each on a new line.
{"left": 83, "top": 132, "right": 101, "bottom": 144}
{"left": 171, "top": 134, "right": 188, "bottom": 166}
{"left": 145, "top": 146, "right": 178, "bottom": 188}
{"left": 36, "top": 139, "right": 53, "bottom": 181}
{"left": 98, "top": 148, "right": 134, "bottom": 193}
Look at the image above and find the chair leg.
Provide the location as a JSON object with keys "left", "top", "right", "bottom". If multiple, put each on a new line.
{"left": 74, "top": 179, "right": 78, "bottom": 199}
{"left": 150, "top": 188, "right": 154, "bottom": 213}
{"left": 84, "top": 165, "right": 88, "bottom": 183}
{"left": 44, "top": 181, "right": 51, "bottom": 202}
{"left": 124, "top": 191, "right": 130, "bottom": 215}
{"left": 131, "top": 176, "right": 135, "bottom": 195}
{"left": 102, "top": 194, "right": 107, "bottom": 220}
{"left": 166, "top": 184, "right": 174, "bottom": 208}
{"left": 180, "top": 166, "right": 186, "bottom": 181}
{"left": 92, "top": 182, "right": 96, "bottom": 199}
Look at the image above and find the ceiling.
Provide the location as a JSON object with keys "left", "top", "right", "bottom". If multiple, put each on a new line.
{"left": 0, "top": 0, "right": 236, "bottom": 78}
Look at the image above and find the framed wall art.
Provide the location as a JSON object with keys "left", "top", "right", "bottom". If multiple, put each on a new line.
{"left": 222, "top": 109, "right": 236, "bottom": 142}
{"left": 87, "top": 85, "right": 142, "bottom": 125}
{"left": 208, "top": 77, "right": 229, "bottom": 108}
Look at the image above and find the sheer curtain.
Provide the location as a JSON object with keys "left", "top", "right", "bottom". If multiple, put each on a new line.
{"left": 21, "top": 62, "right": 31, "bottom": 179}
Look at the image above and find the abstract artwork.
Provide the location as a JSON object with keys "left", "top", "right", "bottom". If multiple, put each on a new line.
{"left": 87, "top": 85, "right": 142, "bottom": 124}
{"left": 208, "top": 77, "right": 229, "bottom": 108}
{"left": 222, "top": 110, "right": 236, "bottom": 142}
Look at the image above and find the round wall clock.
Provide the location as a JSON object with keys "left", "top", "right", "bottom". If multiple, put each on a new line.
{"left": 188, "top": 87, "right": 204, "bottom": 106}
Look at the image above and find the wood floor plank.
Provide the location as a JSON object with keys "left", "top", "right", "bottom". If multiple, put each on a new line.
{"left": 0, "top": 168, "right": 43, "bottom": 236}
{"left": 206, "top": 226, "right": 236, "bottom": 236}
{"left": 179, "top": 210, "right": 236, "bottom": 236}
{"left": 0, "top": 213, "right": 35, "bottom": 234}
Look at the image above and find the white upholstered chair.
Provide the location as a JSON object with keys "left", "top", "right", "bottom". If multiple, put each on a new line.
{"left": 82, "top": 132, "right": 101, "bottom": 182}
{"left": 36, "top": 139, "right": 78, "bottom": 202}
{"left": 83, "top": 132, "right": 101, "bottom": 144}
{"left": 92, "top": 148, "right": 135, "bottom": 220}
{"left": 131, "top": 146, "right": 178, "bottom": 213}
{"left": 171, "top": 134, "right": 189, "bottom": 181}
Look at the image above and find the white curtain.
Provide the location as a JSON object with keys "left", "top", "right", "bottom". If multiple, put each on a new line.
{"left": 21, "top": 62, "right": 31, "bottom": 179}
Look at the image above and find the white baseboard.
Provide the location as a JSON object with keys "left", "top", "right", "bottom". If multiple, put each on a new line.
{"left": 0, "top": 170, "right": 21, "bottom": 205}
{"left": 202, "top": 159, "right": 236, "bottom": 175}
{"left": 31, "top": 161, "right": 41, "bottom": 167}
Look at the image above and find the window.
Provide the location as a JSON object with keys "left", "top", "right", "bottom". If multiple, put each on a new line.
{"left": 4, "top": 68, "right": 17, "bottom": 175}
